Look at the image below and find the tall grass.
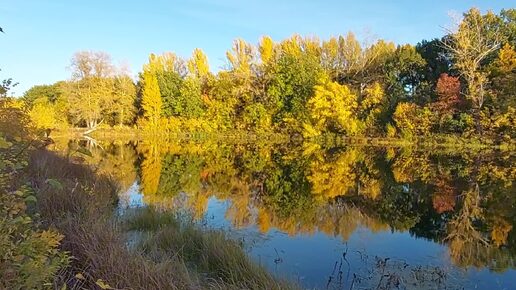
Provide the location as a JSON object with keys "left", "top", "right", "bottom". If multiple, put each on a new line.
{"left": 126, "top": 207, "right": 297, "bottom": 290}
{"left": 30, "top": 150, "right": 195, "bottom": 289}
{"left": 30, "top": 150, "right": 297, "bottom": 289}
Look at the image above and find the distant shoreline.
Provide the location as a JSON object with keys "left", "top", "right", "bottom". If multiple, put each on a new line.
{"left": 52, "top": 127, "right": 516, "bottom": 151}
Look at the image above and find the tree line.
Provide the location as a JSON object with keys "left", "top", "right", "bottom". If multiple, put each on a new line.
{"left": 23, "top": 8, "right": 515, "bottom": 140}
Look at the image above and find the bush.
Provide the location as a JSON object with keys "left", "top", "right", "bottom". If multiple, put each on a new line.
{"left": 393, "top": 102, "right": 434, "bottom": 138}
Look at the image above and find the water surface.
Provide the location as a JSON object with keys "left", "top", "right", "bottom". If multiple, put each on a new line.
{"left": 55, "top": 139, "right": 516, "bottom": 289}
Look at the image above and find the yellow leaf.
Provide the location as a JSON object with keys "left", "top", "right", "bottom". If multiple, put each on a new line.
{"left": 95, "top": 279, "right": 114, "bottom": 290}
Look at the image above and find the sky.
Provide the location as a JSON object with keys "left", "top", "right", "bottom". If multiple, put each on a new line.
{"left": 0, "top": 0, "right": 514, "bottom": 95}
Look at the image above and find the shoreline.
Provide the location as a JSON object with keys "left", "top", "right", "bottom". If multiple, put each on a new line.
{"left": 52, "top": 127, "right": 516, "bottom": 151}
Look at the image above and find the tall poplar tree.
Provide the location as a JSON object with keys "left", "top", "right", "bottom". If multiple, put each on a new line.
{"left": 141, "top": 72, "right": 162, "bottom": 126}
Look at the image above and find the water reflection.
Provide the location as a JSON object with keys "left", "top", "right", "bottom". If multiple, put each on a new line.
{"left": 51, "top": 138, "right": 516, "bottom": 288}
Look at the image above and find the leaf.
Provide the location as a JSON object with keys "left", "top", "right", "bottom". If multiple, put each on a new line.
{"left": 14, "top": 162, "right": 25, "bottom": 170}
{"left": 46, "top": 179, "right": 64, "bottom": 190}
{"left": 0, "top": 136, "right": 12, "bottom": 149}
{"left": 74, "top": 273, "right": 85, "bottom": 280}
{"left": 76, "top": 147, "right": 92, "bottom": 157}
{"left": 24, "top": 195, "right": 37, "bottom": 203}
{"left": 95, "top": 279, "right": 114, "bottom": 289}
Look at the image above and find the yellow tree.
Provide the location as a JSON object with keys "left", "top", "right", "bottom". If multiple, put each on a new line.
{"left": 321, "top": 37, "right": 339, "bottom": 79}
{"left": 141, "top": 71, "right": 162, "bottom": 126}
{"left": 360, "top": 82, "right": 385, "bottom": 132}
{"left": 258, "top": 35, "right": 274, "bottom": 64}
{"left": 28, "top": 97, "right": 57, "bottom": 129}
{"left": 226, "top": 38, "right": 254, "bottom": 76}
{"left": 444, "top": 8, "right": 501, "bottom": 133}
{"left": 490, "top": 43, "right": 516, "bottom": 109}
{"left": 393, "top": 102, "right": 433, "bottom": 137}
{"left": 306, "top": 76, "right": 361, "bottom": 136}
{"left": 112, "top": 74, "right": 137, "bottom": 126}
{"left": 187, "top": 48, "right": 210, "bottom": 79}
{"left": 144, "top": 52, "right": 186, "bottom": 76}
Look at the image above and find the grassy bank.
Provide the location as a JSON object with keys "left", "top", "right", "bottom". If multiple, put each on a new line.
{"left": 28, "top": 149, "right": 297, "bottom": 289}
{"left": 1, "top": 102, "right": 296, "bottom": 289}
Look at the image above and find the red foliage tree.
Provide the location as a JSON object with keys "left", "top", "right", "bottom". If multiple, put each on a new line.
{"left": 432, "top": 178, "right": 457, "bottom": 214}
{"left": 434, "top": 73, "right": 462, "bottom": 113}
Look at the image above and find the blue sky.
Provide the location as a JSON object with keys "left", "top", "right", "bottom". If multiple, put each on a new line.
{"left": 0, "top": 0, "right": 513, "bottom": 95}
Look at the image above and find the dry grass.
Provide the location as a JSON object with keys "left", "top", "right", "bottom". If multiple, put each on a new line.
{"left": 29, "top": 151, "right": 194, "bottom": 289}
{"left": 126, "top": 207, "right": 297, "bottom": 290}
{"left": 29, "top": 150, "right": 296, "bottom": 290}
{"left": 29, "top": 150, "right": 118, "bottom": 221}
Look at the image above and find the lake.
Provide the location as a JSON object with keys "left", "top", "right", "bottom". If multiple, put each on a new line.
{"left": 54, "top": 138, "right": 515, "bottom": 289}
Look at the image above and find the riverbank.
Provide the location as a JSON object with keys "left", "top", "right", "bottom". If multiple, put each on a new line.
{"left": 31, "top": 149, "right": 295, "bottom": 289}
{"left": 0, "top": 103, "right": 296, "bottom": 289}
{"left": 53, "top": 127, "right": 515, "bottom": 151}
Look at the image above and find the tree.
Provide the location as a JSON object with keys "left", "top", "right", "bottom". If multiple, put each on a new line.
{"left": 306, "top": 76, "right": 361, "bottom": 136}
{"left": 434, "top": 73, "right": 462, "bottom": 112}
{"left": 67, "top": 51, "right": 115, "bottom": 128}
{"left": 360, "top": 82, "right": 387, "bottom": 133}
{"left": 335, "top": 35, "right": 396, "bottom": 93}
{"left": 489, "top": 43, "right": 516, "bottom": 110}
{"left": 144, "top": 53, "right": 186, "bottom": 117}
{"left": 393, "top": 102, "right": 434, "bottom": 137}
{"left": 187, "top": 48, "right": 210, "bottom": 79}
{"left": 111, "top": 74, "right": 137, "bottom": 126}
{"left": 28, "top": 97, "right": 57, "bottom": 129}
{"left": 386, "top": 44, "right": 427, "bottom": 101}
{"left": 140, "top": 71, "right": 162, "bottom": 126}
{"left": 226, "top": 39, "right": 254, "bottom": 76}
{"left": 258, "top": 36, "right": 275, "bottom": 64}
{"left": 416, "top": 38, "right": 453, "bottom": 95}
{"left": 176, "top": 76, "right": 204, "bottom": 118}
{"left": 0, "top": 69, "right": 18, "bottom": 98}
{"left": 22, "top": 84, "right": 63, "bottom": 107}
{"left": 500, "top": 9, "right": 516, "bottom": 46}
{"left": 444, "top": 8, "right": 502, "bottom": 133}
{"left": 268, "top": 36, "right": 323, "bottom": 126}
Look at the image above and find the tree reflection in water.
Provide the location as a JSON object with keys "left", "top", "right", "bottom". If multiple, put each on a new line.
{"left": 51, "top": 137, "right": 516, "bottom": 284}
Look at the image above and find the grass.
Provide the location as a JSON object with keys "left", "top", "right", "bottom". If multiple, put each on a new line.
{"left": 29, "top": 149, "right": 297, "bottom": 289}
{"left": 125, "top": 207, "right": 296, "bottom": 290}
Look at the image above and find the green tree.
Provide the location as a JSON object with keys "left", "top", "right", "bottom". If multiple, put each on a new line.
{"left": 176, "top": 76, "right": 204, "bottom": 118}
{"left": 22, "top": 83, "right": 63, "bottom": 108}
{"left": 268, "top": 36, "right": 323, "bottom": 127}
{"left": 144, "top": 53, "right": 186, "bottom": 117}
{"left": 111, "top": 74, "right": 137, "bottom": 126}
